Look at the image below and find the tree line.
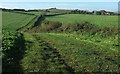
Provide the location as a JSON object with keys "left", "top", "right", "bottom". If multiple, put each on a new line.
{"left": 1, "top": 8, "right": 117, "bottom": 15}
{"left": 70, "top": 9, "right": 116, "bottom": 15}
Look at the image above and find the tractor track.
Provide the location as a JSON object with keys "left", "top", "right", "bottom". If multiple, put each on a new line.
{"left": 33, "top": 35, "right": 75, "bottom": 73}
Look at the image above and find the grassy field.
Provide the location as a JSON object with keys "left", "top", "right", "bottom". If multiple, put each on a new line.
{"left": 25, "top": 11, "right": 60, "bottom": 15}
{"left": 31, "top": 33, "right": 118, "bottom": 72}
{"left": 45, "top": 14, "right": 118, "bottom": 28}
{"left": 2, "top": 10, "right": 119, "bottom": 73}
{"left": 45, "top": 12, "right": 62, "bottom": 15}
{"left": 2, "top": 11, "right": 35, "bottom": 32}
{"left": 21, "top": 33, "right": 69, "bottom": 72}
{"left": 24, "top": 11, "right": 43, "bottom": 15}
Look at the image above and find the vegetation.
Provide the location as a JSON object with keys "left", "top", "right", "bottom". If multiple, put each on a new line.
{"left": 32, "top": 20, "right": 118, "bottom": 37}
{"left": 2, "top": 32, "right": 24, "bottom": 72}
{"left": 45, "top": 14, "right": 118, "bottom": 28}
{"left": 45, "top": 12, "right": 62, "bottom": 16}
{"left": 2, "top": 9, "right": 119, "bottom": 73}
{"left": 22, "top": 11, "right": 43, "bottom": 15}
{"left": 21, "top": 33, "right": 69, "bottom": 73}
{"left": 2, "top": 11, "right": 35, "bottom": 32}
{"left": 70, "top": 9, "right": 115, "bottom": 15}
{"left": 33, "top": 33, "right": 119, "bottom": 72}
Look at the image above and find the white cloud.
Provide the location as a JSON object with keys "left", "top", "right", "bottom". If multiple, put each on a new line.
{"left": 0, "top": 6, "right": 15, "bottom": 9}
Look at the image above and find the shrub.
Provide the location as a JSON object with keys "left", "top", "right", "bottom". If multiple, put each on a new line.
{"left": 40, "top": 21, "right": 62, "bottom": 32}
{"left": 58, "top": 22, "right": 96, "bottom": 32}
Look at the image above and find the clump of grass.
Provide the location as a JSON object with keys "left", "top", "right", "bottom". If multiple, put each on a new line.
{"left": 38, "top": 21, "right": 62, "bottom": 32}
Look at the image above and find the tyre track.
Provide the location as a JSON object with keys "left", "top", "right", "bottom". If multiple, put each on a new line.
{"left": 33, "top": 35, "right": 75, "bottom": 73}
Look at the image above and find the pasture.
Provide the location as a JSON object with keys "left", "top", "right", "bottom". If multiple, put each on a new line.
{"left": 31, "top": 33, "right": 118, "bottom": 72}
{"left": 2, "top": 11, "right": 35, "bottom": 32}
{"left": 24, "top": 11, "right": 43, "bottom": 15}
{"left": 45, "top": 14, "right": 118, "bottom": 28}
{"left": 2, "top": 10, "right": 119, "bottom": 73}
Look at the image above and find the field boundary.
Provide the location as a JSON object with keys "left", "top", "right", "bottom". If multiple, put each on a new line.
{"left": 12, "top": 11, "right": 35, "bottom": 16}
{"left": 16, "top": 16, "right": 37, "bottom": 31}
{"left": 45, "top": 13, "right": 67, "bottom": 17}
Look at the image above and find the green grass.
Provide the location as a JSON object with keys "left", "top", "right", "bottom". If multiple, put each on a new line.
{"left": 21, "top": 33, "right": 69, "bottom": 72}
{"left": 13, "top": 11, "right": 43, "bottom": 15}
{"left": 45, "top": 12, "right": 62, "bottom": 15}
{"left": 2, "top": 11, "right": 35, "bottom": 32}
{"left": 24, "top": 11, "right": 43, "bottom": 15}
{"left": 2, "top": 10, "right": 119, "bottom": 73}
{"left": 45, "top": 14, "right": 118, "bottom": 28}
{"left": 25, "top": 11, "right": 62, "bottom": 16}
{"left": 33, "top": 33, "right": 119, "bottom": 72}
{"left": 48, "top": 33, "right": 118, "bottom": 51}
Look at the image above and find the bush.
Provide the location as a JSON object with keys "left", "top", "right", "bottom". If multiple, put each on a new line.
{"left": 40, "top": 21, "right": 62, "bottom": 32}
{"left": 58, "top": 22, "right": 96, "bottom": 32}
{"left": 33, "top": 20, "right": 118, "bottom": 36}
{"left": 101, "top": 27, "right": 118, "bottom": 36}
{"left": 2, "top": 32, "right": 25, "bottom": 72}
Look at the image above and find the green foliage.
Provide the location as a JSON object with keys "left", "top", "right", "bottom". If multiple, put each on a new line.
{"left": 45, "top": 12, "right": 62, "bottom": 16}
{"left": 35, "top": 20, "right": 117, "bottom": 36}
{"left": 39, "top": 21, "right": 62, "bottom": 32}
{"left": 2, "top": 10, "right": 119, "bottom": 73}
{"left": 58, "top": 22, "right": 95, "bottom": 32}
{"left": 2, "top": 32, "right": 25, "bottom": 72}
{"left": 2, "top": 32, "right": 15, "bottom": 51}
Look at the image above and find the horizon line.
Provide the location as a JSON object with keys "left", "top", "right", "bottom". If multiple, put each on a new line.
{"left": 1, "top": 7, "right": 118, "bottom": 12}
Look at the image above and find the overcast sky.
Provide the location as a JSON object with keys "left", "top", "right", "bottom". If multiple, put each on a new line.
{"left": 0, "top": 1, "right": 119, "bottom": 12}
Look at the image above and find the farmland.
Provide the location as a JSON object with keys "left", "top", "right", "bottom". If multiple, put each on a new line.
{"left": 26, "top": 11, "right": 61, "bottom": 16}
{"left": 22, "top": 11, "right": 43, "bottom": 15}
{"left": 2, "top": 10, "right": 119, "bottom": 73}
{"left": 2, "top": 11, "right": 35, "bottom": 32}
{"left": 15, "top": 11, "right": 61, "bottom": 16}
{"left": 45, "top": 14, "right": 118, "bottom": 28}
{"left": 33, "top": 33, "right": 119, "bottom": 72}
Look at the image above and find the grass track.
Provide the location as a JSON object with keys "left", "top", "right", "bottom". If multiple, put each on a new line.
{"left": 21, "top": 33, "right": 74, "bottom": 73}
{"left": 33, "top": 33, "right": 119, "bottom": 72}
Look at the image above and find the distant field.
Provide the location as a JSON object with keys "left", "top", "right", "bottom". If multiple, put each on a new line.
{"left": 45, "top": 14, "right": 118, "bottom": 27}
{"left": 24, "top": 11, "right": 43, "bottom": 15}
{"left": 45, "top": 12, "right": 62, "bottom": 15}
{"left": 2, "top": 11, "right": 35, "bottom": 32}
{"left": 23, "top": 11, "right": 60, "bottom": 15}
